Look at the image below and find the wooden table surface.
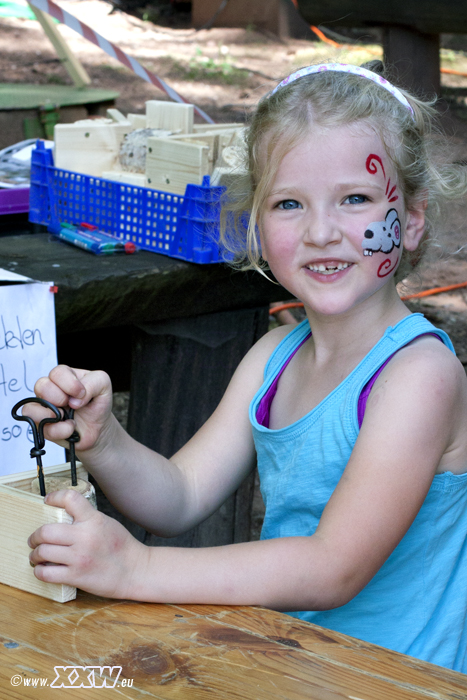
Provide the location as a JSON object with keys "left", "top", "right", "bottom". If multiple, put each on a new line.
{"left": 1, "top": 584, "right": 466, "bottom": 699}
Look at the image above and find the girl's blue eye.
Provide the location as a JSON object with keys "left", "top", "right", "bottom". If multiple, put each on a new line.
{"left": 277, "top": 199, "right": 301, "bottom": 210}
{"left": 345, "top": 194, "right": 369, "bottom": 205}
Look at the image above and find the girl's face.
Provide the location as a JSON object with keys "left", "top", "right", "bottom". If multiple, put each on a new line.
{"left": 259, "top": 123, "right": 425, "bottom": 318}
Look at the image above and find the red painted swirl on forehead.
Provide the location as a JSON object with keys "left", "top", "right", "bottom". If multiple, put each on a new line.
{"left": 377, "top": 258, "right": 399, "bottom": 278}
{"left": 366, "top": 154, "right": 398, "bottom": 203}
{"left": 366, "top": 154, "right": 386, "bottom": 179}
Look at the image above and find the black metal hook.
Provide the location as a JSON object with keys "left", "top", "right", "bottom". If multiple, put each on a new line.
{"left": 11, "top": 398, "right": 63, "bottom": 497}
{"left": 11, "top": 398, "right": 80, "bottom": 496}
{"left": 61, "top": 406, "right": 80, "bottom": 487}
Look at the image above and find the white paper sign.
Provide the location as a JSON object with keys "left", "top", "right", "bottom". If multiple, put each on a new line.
{"left": 0, "top": 280, "right": 65, "bottom": 476}
{"left": 0, "top": 269, "right": 32, "bottom": 283}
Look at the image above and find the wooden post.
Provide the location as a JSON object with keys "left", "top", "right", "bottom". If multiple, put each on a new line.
{"left": 93, "top": 307, "right": 269, "bottom": 548}
{"left": 27, "top": 2, "right": 91, "bottom": 89}
{"left": 383, "top": 26, "right": 440, "bottom": 97}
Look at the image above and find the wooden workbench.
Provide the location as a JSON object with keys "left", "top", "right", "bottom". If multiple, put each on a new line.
{"left": 1, "top": 583, "right": 466, "bottom": 698}
{"left": 0, "top": 233, "right": 290, "bottom": 547}
{"left": 0, "top": 234, "right": 284, "bottom": 333}
{"left": 297, "top": 0, "right": 467, "bottom": 98}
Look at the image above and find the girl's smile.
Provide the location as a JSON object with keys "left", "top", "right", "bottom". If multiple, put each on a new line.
{"left": 259, "top": 123, "right": 422, "bottom": 318}
{"left": 304, "top": 259, "right": 354, "bottom": 284}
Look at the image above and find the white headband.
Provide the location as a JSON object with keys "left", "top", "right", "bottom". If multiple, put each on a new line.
{"left": 270, "top": 63, "right": 415, "bottom": 119}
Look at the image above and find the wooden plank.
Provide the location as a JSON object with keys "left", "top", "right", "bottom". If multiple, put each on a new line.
{"left": 193, "top": 123, "right": 244, "bottom": 132}
{"left": 168, "top": 132, "right": 220, "bottom": 171}
{"left": 127, "top": 113, "right": 147, "bottom": 129}
{"left": 0, "top": 84, "right": 119, "bottom": 110}
{"left": 0, "top": 645, "right": 97, "bottom": 699}
{"left": 54, "top": 120, "right": 131, "bottom": 177}
{"left": 167, "top": 126, "right": 246, "bottom": 171}
{"left": 217, "top": 127, "right": 244, "bottom": 152}
{"left": 145, "top": 137, "right": 209, "bottom": 194}
{"left": 0, "top": 463, "right": 89, "bottom": 603}
{"left": 211, "top": 166, "right": 249, "bottom": 189}
{"left": 184, "top": 605, "right": 467, "bottom": 699}
{"left": 101, "top": 171, "right": 146, "bottom": 187}
{"left": 1, "top": 587, "right": 466, "bottom": 699}
{"left": 106, "top": 108, "right": 128, "bottom": 123}
{"left": 146, "top": 101, "right": 194, "bottom": 133}
{"left": 27, "top": 2, "right": 91, "bottom": 89}
{"left": 191, "top": 126, "right": 245, "bottom": 152}
{"left": 168, "top": 128, "right": 247, "bottom": 177}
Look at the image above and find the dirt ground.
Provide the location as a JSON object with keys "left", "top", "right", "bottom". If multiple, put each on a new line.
{"left": 3, "top": 1, "right": 467, "bottom": 537}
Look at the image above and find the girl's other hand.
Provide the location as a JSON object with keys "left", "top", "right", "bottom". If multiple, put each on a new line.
{"left": 30, "top": 365, "right": 114, "bottom": 453}
{"left": 28, "top": 490, "right": 148, "bottom": 599}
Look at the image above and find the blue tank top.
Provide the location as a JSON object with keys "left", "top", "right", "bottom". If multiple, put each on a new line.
{"left": 249, "top": 314, "right": 467, "bottom": 672}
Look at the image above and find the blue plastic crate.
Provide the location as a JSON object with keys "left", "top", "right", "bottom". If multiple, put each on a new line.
{"left": 29, "top": 140, "right": 230, "bottom": 264}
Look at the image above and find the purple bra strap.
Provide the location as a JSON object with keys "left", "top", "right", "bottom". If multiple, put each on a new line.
{"left": 256, "top": 332, "right": 311, "bottom": 428}
{"left": 357, "top": 354, "right": 395, "bottom": 428}
{"left": 357, "top": 332, "right": 441, "bottom": 428}
{"left": 257, "top": 330, "right": 442, "bottom": 430}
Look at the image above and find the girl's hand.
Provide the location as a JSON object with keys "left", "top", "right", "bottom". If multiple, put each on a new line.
{"left": 28, "top": 490, "right": 148, "bottom": 599}
{"left": 30, "top": 365, "right": 114, "bottom": 454}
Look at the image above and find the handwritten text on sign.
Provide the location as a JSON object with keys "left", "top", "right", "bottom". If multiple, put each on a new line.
{"left": 0, "top": 281, "right": 64, "bottom": 476}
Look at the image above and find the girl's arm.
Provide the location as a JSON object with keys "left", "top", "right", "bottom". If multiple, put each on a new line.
{"left": 29, "top": 337, "right": 467, "bottom": 607}
{"left": 32, "top": 326, "right": 290, "bottom": 537}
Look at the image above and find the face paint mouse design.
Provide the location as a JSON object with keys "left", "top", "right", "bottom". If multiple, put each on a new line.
{"left": 362, "top": 208, "right": 401, "bottom": 257}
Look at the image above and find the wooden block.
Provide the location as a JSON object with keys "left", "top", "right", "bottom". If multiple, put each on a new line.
{"left": 106, "top": 108, "right": 128, "bottom": 123}
{"left": 229, "top": 128, "right": 247, "bottom": 149}
{"left": 168, "top": 132, "right": 220, "bottom": 171}
{"left": 146, "top": 101, "right": 194, "bottom": 133}
{"left": 193, "top": 123, "right": 243, "bottom": 132}
{"left": 145, "top": 137, "right": 209, "bottom": 195}
{"left": 193, "top": 125, "right": 245, "bottom": 153}
{"left": 54, "top": 119, "right": 131, "bottom": 177}
{"left": 102, "top": 171, "right": 147, "bottom": 187}
{"left": 214, "top": 127, "right": 247, "bottom": 170}
{"left": 210, "top": 128, "right": 248, "bottom": 187}
{"left": 0, "top": 462, "right": 88, "bottom": 603}
{"left": 211, "top": 166, "right": 250, "bottom": 190}
{"left": 127, "top": 113, "right": 147, "bottom": 129}
{"left": 216, "top": 143, "right": 248, "bottom": 171}
{"left": 217, "top": 128, "right": 241, "bottom": 151}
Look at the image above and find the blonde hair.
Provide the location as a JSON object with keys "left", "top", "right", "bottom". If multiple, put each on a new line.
{"left": 220, "top": 62, "right": 467, "bottom": 282}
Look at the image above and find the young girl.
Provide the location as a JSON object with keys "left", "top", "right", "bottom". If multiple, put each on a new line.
{"left": 28, "top": 62, "right": 467, "bottom": 673}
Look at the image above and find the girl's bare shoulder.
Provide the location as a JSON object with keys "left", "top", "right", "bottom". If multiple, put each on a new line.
{"left": 362, "top": 330, "right": 466, "bottom": 435}
{"left": 256, "top": 322, "right": 297, "bottom": 352}
{"left": 366, "top": 332, "right": 467, "bottom": 472}
{"left": 242, "top": 323, "right": 297, "bottom": 372}
{"left": 382, "top": 332, "right": 464, "bottom": 390}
